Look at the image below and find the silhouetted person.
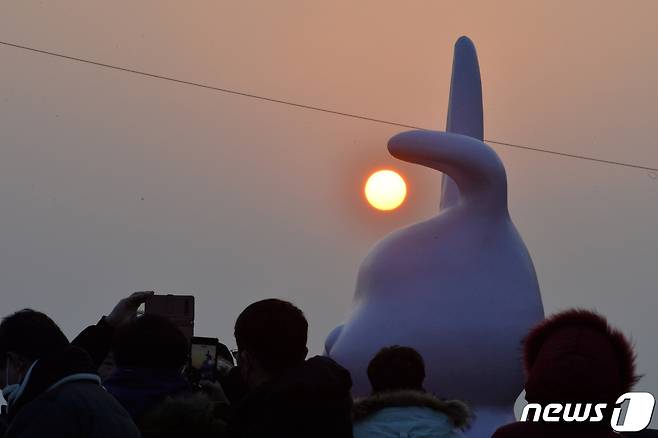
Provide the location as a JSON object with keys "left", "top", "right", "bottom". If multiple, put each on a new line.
{"left": 103, "top": 313, "right": 192, "bottom": 421}
{"left": 492, "top": 309, "right": 641, "bottom": 438}
{"left": 352, "top": 345, "right": 470, "bottom": 437}
{"left": 227, "top": 298, "right": 353, "bottom": 438}
{"left": 0, "top": 309, "right": 139, "bottom": 438}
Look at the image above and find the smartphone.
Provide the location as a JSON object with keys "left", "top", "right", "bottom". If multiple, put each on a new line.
{"left": 189, "top": 336, "right": 219, "bottom": 383}
{"left": 144, "top": 294, "right": 195, "bottom": 340}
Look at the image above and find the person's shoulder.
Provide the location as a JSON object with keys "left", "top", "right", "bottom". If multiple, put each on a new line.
{"left": 47, "top": 380, "right": 135, "bottom": 423}
{"left": 306, "top": 356, "right": 352, "bottom": 381}
{"left": 306, "top": 355, "right": 348, "bottom": 372}
{"left": 46, "top": 381, "right": 140, "bottom": 437}
{"left": 280, "top": 355, "right": 353, "bottom": 395}
{"left": 5, "top": 396, "right": 76, "bottom": 438}
{"left": 50, "top": 379, "right": 113, "bottom": 403}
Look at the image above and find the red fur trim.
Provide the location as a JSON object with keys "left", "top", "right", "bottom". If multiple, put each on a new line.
{"left": 523, "top": 309, "right": 640, "bottom": 393}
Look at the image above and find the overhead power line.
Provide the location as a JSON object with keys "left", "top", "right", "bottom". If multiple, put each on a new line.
{"left": 1, "top": 40, "right": 657, "bottom": 173}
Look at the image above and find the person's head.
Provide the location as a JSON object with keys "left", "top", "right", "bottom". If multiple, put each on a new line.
{"left": 113, "top": 314, "right": 189, "bottom": 372}
{"left": 234, "top": 299, "right": 308, "bottom": 387}
{"left": 367, "top": 345, "right": 426, "bottom": 394}
{"left": 523, "top": 309, "right": 639, "bottom": 405}
{"left": 0, "top": 309, "right": 70, "bottom": 387}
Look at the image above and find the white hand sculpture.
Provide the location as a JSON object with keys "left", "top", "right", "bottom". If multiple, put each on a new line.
{"left": 325, "top": 36, "right": 544, "bottom": 438}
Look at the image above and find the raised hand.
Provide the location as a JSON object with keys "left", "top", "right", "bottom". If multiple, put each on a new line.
{"left": 106, "top": 291, "right": 154, "bottom": 328}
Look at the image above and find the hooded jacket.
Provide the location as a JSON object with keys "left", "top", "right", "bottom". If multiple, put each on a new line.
{"left": 228, "top": 355, "right": 354, "bottom": 438}
{"left": 492, "top": 309, "right": 640, "bottom": 438}
{"left": 4, "top": 345, "right": 139, "bottom": 438}
{"left": 352, "top": 389, "right": 470, "bottom": 438}
{"left": 103, "top": 366, "right": 192, "bottom": 420}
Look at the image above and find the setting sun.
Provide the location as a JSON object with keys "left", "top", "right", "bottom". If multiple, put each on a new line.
{"left": 365, "top": 170, "right": 407, "bottom": 211}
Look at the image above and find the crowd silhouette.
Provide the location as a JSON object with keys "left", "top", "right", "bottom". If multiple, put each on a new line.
{"left": 0, "top": 293, "right": 655, "bottom": 438}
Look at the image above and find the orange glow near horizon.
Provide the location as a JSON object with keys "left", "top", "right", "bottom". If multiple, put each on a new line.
{"left": 365, "top": 170, "right": 407, "bottom": 211}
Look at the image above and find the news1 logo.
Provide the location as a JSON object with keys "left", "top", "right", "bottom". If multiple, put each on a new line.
{"left": 520, "top": 392, "right": 656, "bottom": 432}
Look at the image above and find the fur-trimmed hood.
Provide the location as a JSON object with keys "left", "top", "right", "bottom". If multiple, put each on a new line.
{"left": 353, "top": 389, "right": 471, "bottom": 429}
{"left": 523, "top": 309, "right": 639, "bottom": 404}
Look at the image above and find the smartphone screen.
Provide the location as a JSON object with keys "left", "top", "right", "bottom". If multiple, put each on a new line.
{"left": 189, "top": 337, "right": 218, "bottom": 382}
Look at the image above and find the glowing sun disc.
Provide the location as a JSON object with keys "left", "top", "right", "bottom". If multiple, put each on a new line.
{"left": 365, "top": 170, "right": 407, "bottom": 211}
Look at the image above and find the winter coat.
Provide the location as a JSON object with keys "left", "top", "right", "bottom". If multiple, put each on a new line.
{"left": 4, "top": 345, "right": 139, "bottom": 438}
{"left": 352, "top": 389, "right": 470, "bottom": 438}
{"left": 228, "top": 355, "right": 354, "bottom": 438}
{"left": 103, "top": 366, "right": 192, "bottom": 421}
{"left": 492, "top": 309, "right": 640, "bottom": 438}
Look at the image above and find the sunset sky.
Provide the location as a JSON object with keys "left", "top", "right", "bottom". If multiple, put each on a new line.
{"left": 1, "top": 0, "right": 657, "bottom": 416}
